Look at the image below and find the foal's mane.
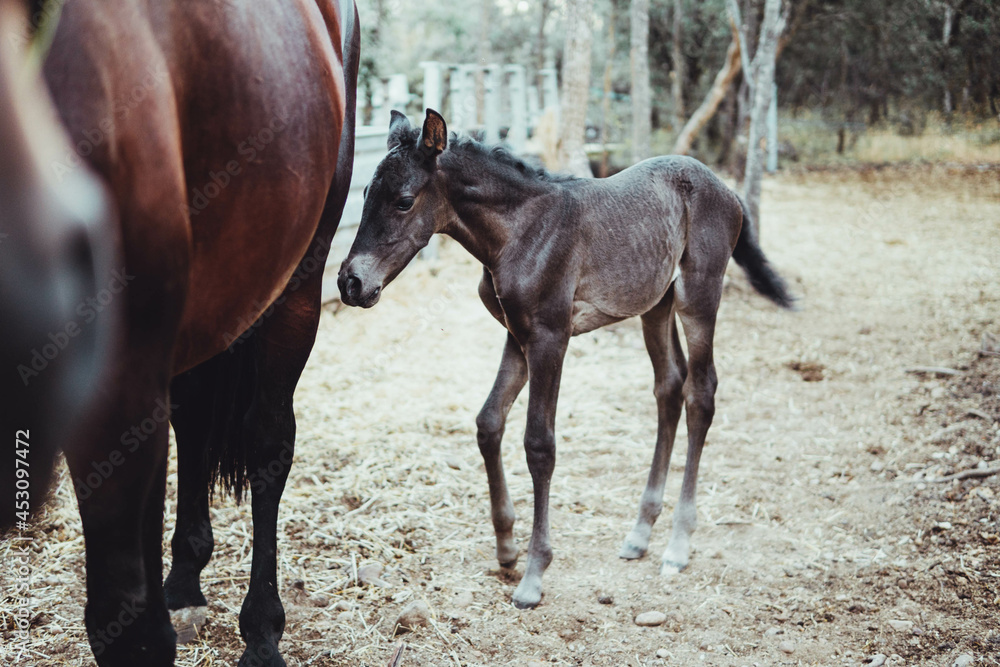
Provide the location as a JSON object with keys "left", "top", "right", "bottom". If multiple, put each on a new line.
{"left": 448, "top": 135, "right": 580, "bottom": 185}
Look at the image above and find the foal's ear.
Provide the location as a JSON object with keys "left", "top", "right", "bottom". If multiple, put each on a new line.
{"left": 387, "top": 110, "right": 412, "bottom": 150}
{"left": 418, "top": 109, "right": 448, "bottom": 160}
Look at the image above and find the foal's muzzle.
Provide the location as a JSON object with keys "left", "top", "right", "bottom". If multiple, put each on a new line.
{"left": 337, "top": 265, "right": 382, "bottom": 308}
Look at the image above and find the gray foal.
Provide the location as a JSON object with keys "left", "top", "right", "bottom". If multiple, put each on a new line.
{"left": 339, "top": 109, "right": 793, "bottom": 609}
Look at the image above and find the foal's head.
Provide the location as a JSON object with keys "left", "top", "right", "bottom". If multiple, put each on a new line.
{"left": 338, "top": 109, "right": 449, "bottom": 307}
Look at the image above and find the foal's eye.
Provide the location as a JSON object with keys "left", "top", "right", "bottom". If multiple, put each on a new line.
{"left": 395, "top": 197, "right": 414, "bottom": 211}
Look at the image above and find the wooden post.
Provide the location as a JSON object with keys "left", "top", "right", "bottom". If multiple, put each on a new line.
{"left": 421, "top": 61, "right": 443, "bottom": 114}
{"left": 484, "top": 65, "right": 501, "bottom": 144}
{"left": 505, "top": 65, "right": 528, "bottom": 151}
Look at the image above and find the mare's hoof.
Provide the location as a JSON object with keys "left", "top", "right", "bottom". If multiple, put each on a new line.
{"left": 169, "top": 606, "right": 208, "bottom": 644}
{"left": 619, "top": 540, "right": 647, "bottom": 560}
{"left": 499, "top": 558, "right": 519, "bottom": 569}
{"left": 239, "top": 643, "right": 286, "bottom": 667}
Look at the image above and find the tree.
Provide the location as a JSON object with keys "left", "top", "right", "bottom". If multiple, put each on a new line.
{"left": 558, "top": 0, "right": 595, "bottom": 176}
{"left": 671, "top": 23, "right": 741, "bottom": 155}
{"left": 671, "top": 0, "right": 686, "bottom": 130}
{"left": 742, "top": 0, "right": 785, "bottom": 228}
{"left": 630, "top": 0, "right": 651, "bottom": 164}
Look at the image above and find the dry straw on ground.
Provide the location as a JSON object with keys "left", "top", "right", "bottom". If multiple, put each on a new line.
{"left": 2, "top": 165, "right": 999, "bottom": 666}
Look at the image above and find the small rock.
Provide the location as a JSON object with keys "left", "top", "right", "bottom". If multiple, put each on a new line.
{"left": 597, "top": 593, "right": 614, "bottom": 605}
{"left": 634, "top": 611, "right": 667, "bottom": 627}
{"left": 778, "top": 640, "right": 795, "bottom": 654}
{"left": 655, "top": 648, "right": 669, "bottom": 659}
{"left": 887, "top": 619, "right": 914, "bottom": 632}
{"left": 445, "top": 457, "right": 462, "bottom": 470}
{"left": 395, "top": 600, "right": 432, "bottom": 634}
{"left": 332, "top": 599, "right": 355, "bottom": 612}
{"left": 870, "top": 460, "right": 885, "bottom": 472}
{"left": 764, "top": 627, "right": 783, "bottom": 637}
{"left": 357, "top": 561, "right": 388, "bottom": 587}
{"left": 309, "top": 594, "right": 330, "bottom": 608}
{"left": 453, "top": 590, "right": 474, "bottom": 609}
{"left": 866, "top": 654, "right": 887, "bottom": 667}
{"left": 526, "top": 662, "right": 546, "bottom": 667}
{"left": 169, "top": 606, "right": 208, "bottom": 645}
{"left": 952, "top": 654, "right": 975, "bottom": 667}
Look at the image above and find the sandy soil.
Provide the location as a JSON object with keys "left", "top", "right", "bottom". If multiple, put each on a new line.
{"left": 3, "top": 165, "right": 999, "bottom": 667}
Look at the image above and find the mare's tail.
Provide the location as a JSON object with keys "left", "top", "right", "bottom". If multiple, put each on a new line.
{"left": 731, "top": 195, "right": 795, "bottom": 309}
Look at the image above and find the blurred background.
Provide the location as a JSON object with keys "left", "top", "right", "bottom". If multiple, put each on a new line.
{"left": 322, "top": 0, "right": 1000, "bottom": 273}
{"left": 353, "top": 0, "right": 1000, "bottom": 171}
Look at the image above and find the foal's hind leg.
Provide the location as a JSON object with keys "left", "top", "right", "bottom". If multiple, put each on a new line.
{"left": 660, "top": 275, "right": 723, "bottom": 577}
{"left": 476, "top": 333, "right": 528, "bottom": 567}
{"left": 164, "top": 361, "right": 222, "bottom": 612}
{"left": 621, "top": 296, "right": 687, "bottom": 560}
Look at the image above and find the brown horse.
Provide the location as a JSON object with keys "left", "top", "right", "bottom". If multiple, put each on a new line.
{"left": 0, "top": 0, "right": 117, "bottom": 531}
{"left": 35, "top": 1, "right": 359, "bottom": 665}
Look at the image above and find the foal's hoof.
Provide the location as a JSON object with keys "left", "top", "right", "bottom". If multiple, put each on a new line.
{"left": 511, "top": 580, "right": 542, "bottom": 610}
{"left": 499, "top": 558, "right": 519, "bottom": 570}
{"left": 619, "top": 539, "right": 648, "bottom": 560}
{"left": 659, "top": 559, "right": 687, "bottom": 578}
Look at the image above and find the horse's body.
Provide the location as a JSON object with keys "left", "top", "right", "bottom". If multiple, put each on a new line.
{"left": 340, "top": 110, "right": 792, "bottom": 609}
{"left": 0, "top": 0, "right": 116, "bottom": 530}
{"left": 36, "top": 1, "right": 359, "bottom": 664}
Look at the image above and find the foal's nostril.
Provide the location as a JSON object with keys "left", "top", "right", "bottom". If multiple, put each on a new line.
{"left": 346, "top": 275, "right": 361, "bottom": 301}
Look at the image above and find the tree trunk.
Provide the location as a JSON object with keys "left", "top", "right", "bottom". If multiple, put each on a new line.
{"left": 535, "top": 0, "right": 552, "bottom": 111}
{"left": 475, "top": 0, "right": 493, "bottom": 125}
{"left": 630, "top": 0, "right": 651, "bottom": 164}
{"left": 671, "top": 29, "right": 742, "bottom": 155}
{"left": 942, "top": 2, "right": 953, "bottom": 114}
{"left": 743, "top": 0, "right": 784, "bottom": 232}
{"left": 671, "top": 0, "right": 685, "bottom": 131}
{"left": 600, "top": 1, "right": 617, "bottom": 177}
{"left": 729, "top": 0, "right": 758, "bottom": 179}
{"left": 558, "top": 0, "right": 595, "bottom": 177}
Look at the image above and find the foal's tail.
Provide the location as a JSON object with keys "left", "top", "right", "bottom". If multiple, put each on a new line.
{"left": 731, "top": 196, "right": 796, "bottom": 309}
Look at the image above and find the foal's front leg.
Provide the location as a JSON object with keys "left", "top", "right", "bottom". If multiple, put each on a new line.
{"left": 511, "top": 330, "right": 569, "bottom": 609}
{"left": 476, "top": 333, "right": 528, "bottom": 567}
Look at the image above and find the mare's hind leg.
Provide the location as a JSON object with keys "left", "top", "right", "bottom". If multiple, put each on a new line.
{"left": 660, "top": 271, "right": 723, "bottom": 577}
{"left": 620, "top": 294, "right": 687, "bottom": 560}
{"left": 164, "top": 361, "right": 223, "bottom": 612}
{"left": 476, "top": 333, "right": 528, "bottom": 567}
{"left": 237, "top": 297, "right": 320, "bottom": 667}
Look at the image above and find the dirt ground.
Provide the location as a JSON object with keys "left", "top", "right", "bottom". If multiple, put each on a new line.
{"left": 3, "top": 165, "right": 999, "bottom": 666}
